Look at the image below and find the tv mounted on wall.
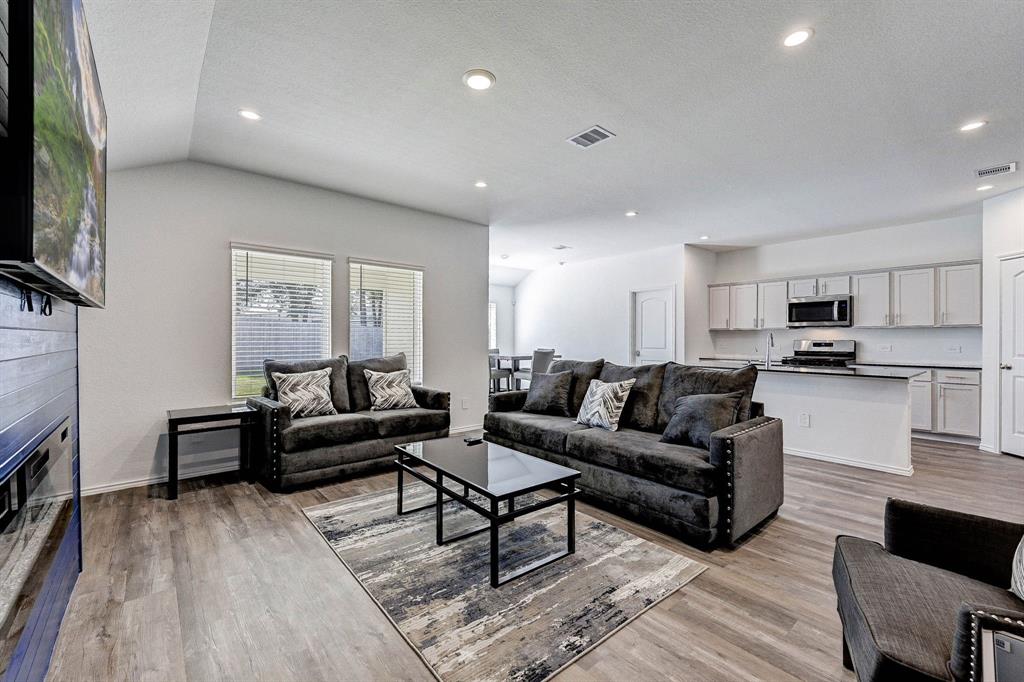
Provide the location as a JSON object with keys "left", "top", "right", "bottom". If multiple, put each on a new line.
{"left": 0, "top": 0, "right": 107, "bottom": 308}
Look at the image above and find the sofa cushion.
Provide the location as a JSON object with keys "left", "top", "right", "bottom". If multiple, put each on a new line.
{"left": 576, "top": 378, "right": 636, "bottom": 431}
{"left": 358, "top": 408, "right": 449, "bottom": 438}
{"left": 833, "top": 535, "right": 1024, "bottom": 681}
{"left": 483, "top": 411, "right": 589, "bottom": 454}
{"left": 549, "top": 359, "right": 605, "bottom": 416}
{"left": 264, "top": 356, "right": 350, "bottom": 412}
{"left": 657, "top": 363, "right": 758, "bottom": 430}
{"left": 565, "top": 428, "right": 718, "bottom": 495}
{"left": 598, "top": 361, "right": 667, "bottom": 431}
{"left": 280, "top": 413, "right": 377, "bottom": 452}
{"left": 522, "top": 371, "right": 573, "bottom": 417}
{"left": 364, "top": 369, "right": 417, "bottom": 410}
{"left": 348, "top": 353, "right": 407, "bottom": 412}
{"left": 661, "top": 392, "right": 744, "bottom": 450}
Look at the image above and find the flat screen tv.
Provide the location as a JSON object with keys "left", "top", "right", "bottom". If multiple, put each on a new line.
{"left": 0, "top": 0, "right": 106, "bottom": 307}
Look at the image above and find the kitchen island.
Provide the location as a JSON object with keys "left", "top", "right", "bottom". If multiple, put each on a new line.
{"left": 698, "top": 359, "right": 925, "bottom": 475}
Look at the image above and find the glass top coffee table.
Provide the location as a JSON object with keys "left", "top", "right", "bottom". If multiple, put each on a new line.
{"left": 395, "top": 439, "right": 580, "bottom": 587}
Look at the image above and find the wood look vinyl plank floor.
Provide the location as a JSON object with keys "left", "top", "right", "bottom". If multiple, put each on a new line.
{"left": 47, "top": 438, "right": 1024, "bottom": 682}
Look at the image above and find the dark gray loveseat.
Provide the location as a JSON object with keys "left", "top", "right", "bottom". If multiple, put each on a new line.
{"left": 484, "top": 359, "right": 783, "bottom": 547}
{"left": 247, "top": 353, "right": 450, "bottom": 489}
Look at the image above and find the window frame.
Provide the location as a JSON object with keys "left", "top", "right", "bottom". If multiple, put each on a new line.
{"left": 348, "top": 258, "right": 424, "bottom": 384}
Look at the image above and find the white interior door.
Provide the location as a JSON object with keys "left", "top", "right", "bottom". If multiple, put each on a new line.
{"left": 633, "top": 287, "right": 675, "bottom": 365}
{"left": 1000, "top": 256, "right": 1024, "bottom": 456}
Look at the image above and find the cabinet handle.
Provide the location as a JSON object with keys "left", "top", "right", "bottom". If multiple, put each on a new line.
{"left": 726, "top": 317, "right": 729, "bottom": 329}
{"left": 883, "top": 313, "right": 888, "bottom": 326}
{"left": 760, "top": 317, "right": 764, "bottom": 328}
{"left": 822, "top": 282, "right": 827, "bottom": 294}
{"left": 754, "top": 316, "right": 757, "bottom": 328}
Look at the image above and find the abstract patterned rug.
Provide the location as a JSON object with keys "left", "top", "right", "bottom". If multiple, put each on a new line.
{"left": 303, "top": 483, "right": 706, "bottom": 682}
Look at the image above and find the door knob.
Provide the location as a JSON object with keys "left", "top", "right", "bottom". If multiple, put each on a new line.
{"left": 1001, "top": 363, "right": 1013, "bottom": 370}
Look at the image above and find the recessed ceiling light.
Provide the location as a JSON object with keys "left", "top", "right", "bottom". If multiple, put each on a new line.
{"left": 558, "top": 261, "right": 566, "bottom": 266}
{"left": 238, "top": 109, "right": 262, "bottom": 121}
{"left": 960, "top": 120, "right": 987, "bottom": 132}
{"left": 463, "top": 69, "right": 496, "bottom": 91}
{"left": 474, "top": 181, "right": 488, "bottom": 188}
{"left": 976, "top": 184, "right": 994, "bottom": 191}
{"left": 500, "top": 254, "right": 509, "bottom": 260}
{"left": 699, "top": 235, "right": 710, "bottom": 240}
{"left": 625, "top": 210, "right": 638, "bottom": 217}
{"left": 783, "top": 28, "right": 813, "bottom": 47}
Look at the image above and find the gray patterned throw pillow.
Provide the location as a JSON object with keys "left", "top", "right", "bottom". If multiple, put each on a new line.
{"left": 1012, "top": 534, "right": 1024, "bottom": 600}
{"left": 364, "top": 369, "right": 418, "bottom": 411}
{"left": 272, "top": 368, "right": 338, "bottom": 418}
{"left": 576, "top": 378, "right": 636, "bottom": 431}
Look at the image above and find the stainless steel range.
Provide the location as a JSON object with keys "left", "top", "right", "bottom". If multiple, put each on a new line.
{"left": 780, "top": 339, "right": 856, "bottom": 368}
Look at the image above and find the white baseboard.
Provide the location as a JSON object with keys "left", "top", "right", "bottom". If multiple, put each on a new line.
{"left": 978, "top": 441, "right": 997, "bottom": 453}
{"left": 784, "top": 447, "right": 914, "bottom": 477}
{"left": 912, "top": 431, "right": 981, "bottom": 447}
{"left": 83, "top": 462, "right": 240, "bottom": 497}
{"left": 449, "top": 424, "right": 483, "bottom": 434}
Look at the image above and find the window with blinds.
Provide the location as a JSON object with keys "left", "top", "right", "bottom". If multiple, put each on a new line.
{"left": 231, "top": 246, "right": 333, "bottom": 398}
{"left": 488, "top": 302, "right": 497, "bottom": 349}
{"left": 349, "top": 260, "right": 423, "bottom": 384}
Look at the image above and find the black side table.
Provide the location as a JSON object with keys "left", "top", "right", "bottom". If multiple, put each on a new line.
{"left": 166, "top": 404, "right": 257, "bottom": 500}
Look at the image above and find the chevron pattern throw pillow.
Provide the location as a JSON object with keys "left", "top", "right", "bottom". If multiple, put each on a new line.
{"left": 364, "top": 369, "right": 418, "bottom": 411}
{"left": 272, "top": 368, "right": 338, "bottom": 418}
{"left": 1012, "top": 534, "right": 1024, "bottom": 600}
{"left": 576, "top": 378, "right": 636, "bottom": 431}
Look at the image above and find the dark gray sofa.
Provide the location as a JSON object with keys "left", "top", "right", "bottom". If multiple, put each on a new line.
{"left": 483, "top": 359, "right": 784, "bottom": 547}
{"left": 833, "top": 498, "right": 1024, "bottom": 681}
{"left": 247, "top": 353, "right": 450, "bottom": 489}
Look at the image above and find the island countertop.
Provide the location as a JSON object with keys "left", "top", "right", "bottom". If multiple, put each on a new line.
{"left": 695, "top": 359, "right": 926, "bottom": 380}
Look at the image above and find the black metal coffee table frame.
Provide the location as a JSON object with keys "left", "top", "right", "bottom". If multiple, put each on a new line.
{"left": 395, "top": 447, "right": 579, "bottom": 588}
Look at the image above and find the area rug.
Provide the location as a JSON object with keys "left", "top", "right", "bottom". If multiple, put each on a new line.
{"left": 303, "top": 483, "right": 706, "bottom": 682}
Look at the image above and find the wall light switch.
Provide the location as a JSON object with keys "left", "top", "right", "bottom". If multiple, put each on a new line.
{"left": 945, "top": 344, "right": 962, "bottom": 354}
{"left": 877, "top": 344, "right": 893, "bottom": 352}
{"left": 799, "top": 413, "right": 810, "bottom": 428}
{"left": 461, "top": 398, "right": 469, "bottom": 410}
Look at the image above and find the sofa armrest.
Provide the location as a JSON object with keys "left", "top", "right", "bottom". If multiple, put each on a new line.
{"left": 246, "top": 396, "right": 291, "bottom": 489}
{"left": 412, "top": 385, "right": 450, "bottom": 411}
{"left": 488, "top": 390, "right": 528, "bottom": 413}
{"left": 949, "top": 602, "right": 1024, "bottom": 682}
{"left": 709, "top": 416, "right": 784, "bottom": 544}
{"left": 884, "top": 498, "right": 1024, "bottom": 588}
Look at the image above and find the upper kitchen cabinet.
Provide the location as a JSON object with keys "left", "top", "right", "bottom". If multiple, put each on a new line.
{"left": 758, "top": 281, "right": 789, "bottom": 329}
{"left": 818, "top": 276, "right": 850, "bottom": 295}
{"left": 892, "top": 268, "right": 935, "bottom": 327}
{"left": 852, "top": 272, "right": 891, "bottom": 327}
{"left": 709, "top": 286, "right": 731, "bottom": 330}
{"left": 729, "top": 284, "right": 759, "bottom": 330}
{"left": 788, "top": 279, "right": 818, "bottom": 298}
{"left": 937, "top": 263, "right": 981, "bottom": 326}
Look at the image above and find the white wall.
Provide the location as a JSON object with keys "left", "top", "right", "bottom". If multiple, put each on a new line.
{"left": 487, "top": 284, "right": 515, "bottom": 354}
{"left": 683, "top": 245, "right": 717, "bottom": 363}
{"left": 714, "top": 213, "right": 982, "bottom": 283}
{"left": 78, "top": 161, "right": 488, "bottom": 494}
{"left": 514, "top": 246, "right": 685, "bottom": 365}
{"left": 980, "top": 188, "right": 1024, "bottom": 452}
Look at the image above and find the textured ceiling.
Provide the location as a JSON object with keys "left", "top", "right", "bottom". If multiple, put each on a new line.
{"left": 86, "top": 1, "right": 1024, "bottom": 270}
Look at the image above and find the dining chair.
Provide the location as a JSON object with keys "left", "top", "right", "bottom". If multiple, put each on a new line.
{"left": 488, "top": 349, "right": 511, "bottom": 393}
{"left": 514, "top": 348, "right": 555, "bottom": 390}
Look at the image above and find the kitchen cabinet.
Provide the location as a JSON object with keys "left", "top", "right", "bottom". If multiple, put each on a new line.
{"left": 909, "top": 381, "right": 934, "bottom": 431}
{"left": 935, "top": 383, "right": 980, "bottom": 437}
{"left": 892, "top": 268, "right": 935, "bottom": 327}
{"left": 818, "top": 276, "right": 850, "bottom": 295}
{"left": 852, "top": 272, "right": 891, "bottom": 327}
{"left": 788, "top": 279, "right": 817, "bottom": 298}
{"left": 937, "top": 263, "right": 981, "bottom": 325}
{"left": 729, "top": 284, "right": 759, "bottom": 330}
{"left": 757, "top": 281, "right": 789, "bottom": 329}
{"left": 709, "top": 286, "right": 730, "bottom": 330}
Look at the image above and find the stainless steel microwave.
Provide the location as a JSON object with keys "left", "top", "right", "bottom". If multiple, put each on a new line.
{"left": 787, "top": 294, "right": 853, "bottom": 328}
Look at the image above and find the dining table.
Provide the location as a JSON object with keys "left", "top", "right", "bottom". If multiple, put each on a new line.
{"left": 491, "top": 354, "right": 562, "bottom": 390}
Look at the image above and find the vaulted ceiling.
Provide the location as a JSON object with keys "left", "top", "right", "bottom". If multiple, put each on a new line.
{"left": 85, "top": 1, "right": 1024, "bottom": 269}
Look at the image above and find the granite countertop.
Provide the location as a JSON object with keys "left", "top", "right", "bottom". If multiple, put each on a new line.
{"left": 697, "top": 357, "right": 982, "bottom": 371}
{"left": 695, "top": 360, "right": 926, "bottom": 380}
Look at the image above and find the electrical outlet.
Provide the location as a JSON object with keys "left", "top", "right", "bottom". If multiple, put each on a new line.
{"left": 798, "top": 412, "right": 810, "bottom": 428}
{"left": 945, "top": 344, "right": 962, "bottom": 354}
{"left": 877, "top": 344, "right": 893, "bottom": 352}
{"left": 461, "top": 398, "right": 469, "bottom": 410}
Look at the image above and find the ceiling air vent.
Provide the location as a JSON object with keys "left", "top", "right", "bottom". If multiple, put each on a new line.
{"left": 567, "top": 125, "right": 615, "bottom": 149}
{"left": 976, "top": 162, "right": 1017, "bottom": 178}
{"left": 552, "top": 244, "right": 572, "bottom": 250}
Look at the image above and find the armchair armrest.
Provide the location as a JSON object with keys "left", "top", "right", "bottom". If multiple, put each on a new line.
{"left": 246, "top": 396, "right": 291, "bottom": 489}
{"left": 709, "top": 417, "right": 784, "bottom": 544}
{"left": 488, "top": 390, "right": 528, "bottom": 413}
{"left": 884, "top": 498, "right": 1024, "bottom": 588}
{"left": 949, "top": 602, "right": 1024, "bottom": 682}
{"left": 412, "top": 385, "right": 450, "bottom": 411}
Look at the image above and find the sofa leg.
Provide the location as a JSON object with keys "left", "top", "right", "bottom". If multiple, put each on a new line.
{"left": 842, "top": 634, "right": 853, "bottom": 671}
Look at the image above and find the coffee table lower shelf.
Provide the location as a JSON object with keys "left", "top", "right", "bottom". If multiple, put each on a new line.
{"left": 395, "top": 452, "right": 577, "bottom": 588}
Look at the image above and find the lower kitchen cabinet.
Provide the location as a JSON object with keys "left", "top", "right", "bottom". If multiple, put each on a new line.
{"left": 934, "top": 382, "right": 981, "bottom": 437}
{"left": 909, "top": 381, "right": 934, "bottom": 431}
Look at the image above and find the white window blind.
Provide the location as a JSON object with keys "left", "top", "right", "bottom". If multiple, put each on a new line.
{"left": 488, "top": 301, "right": 497, "bottom": 349}
{"left": 349, "top": 260, "right": 423, "bottom": 383}
{"left": 231, "top": 246, "right": 333, "bottom": 398}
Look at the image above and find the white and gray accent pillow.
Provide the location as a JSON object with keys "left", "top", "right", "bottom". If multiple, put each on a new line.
{"left": 272, "top": 368, "right": 338, "bottom": 418}
{"left": 1012, "top": 534, "right": 1024, "bottom": 600}
{"left": 576, "top": 378, "right": 636, "bottom": 431}
{"left": 364, "top": 369, "right": 418, "bottom": 411}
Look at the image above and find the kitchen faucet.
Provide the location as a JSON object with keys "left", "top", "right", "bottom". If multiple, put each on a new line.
{"left": 764, "top": 332, "right": 774, "bottom": 369}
